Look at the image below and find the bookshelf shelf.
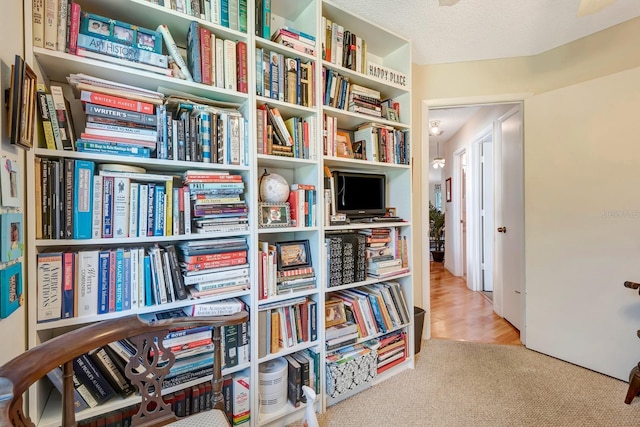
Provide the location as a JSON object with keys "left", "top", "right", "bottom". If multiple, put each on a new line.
{"left": 24, "top": 0, "right": 411, "bottom": 425}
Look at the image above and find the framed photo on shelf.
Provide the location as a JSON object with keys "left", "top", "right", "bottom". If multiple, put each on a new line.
{"left": 258, "top": 202, "right": 291, "bottom": 228}
{"left": 446, "top": 177, "right": 452, "bottom": 202}
{"left": 0, "top": 262, "right": 23, "bottom": 319}
{"left": 276, "top": 240, "right": 312, "bottom": 271}
{"left": 0, "top": 212, "right": 23, "bottom": 263}
{"left": 386, "top": 109, "right": 398, "bottom": 122}
{"left": 325, "top": 298, "right": 347, "bottom": 327}
{"left": 0, "top": 158, "right": 20, "bottom": 207}
{"left": 351, "top": 141, "right": 366, "bottom": 160}
{"left": 335, "top": 130, "right": 354, "bottom": 159}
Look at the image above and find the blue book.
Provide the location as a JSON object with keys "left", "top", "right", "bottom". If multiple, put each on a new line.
{"left": 308, "top": 300, "right": 317, "bottom": 341}
{"left": 114, "top": 248, "right": 124, "bottom": 311}
{"left": 122, "top": 249, "right": 131, "bottom": 311}
{"left": 97, "top": 251, "right": 110, "bottom": 314}
{"left": 255, "top": 47, "right": 263, "bottom": 96}
{"left": 147, "top": 182, "right": 155, "bottom": 237}
{"left": 154, "top": 184, "right": 165, "bottom": 236}
{"left": 367, "top": 294, "right": 387, "bottom": 333}
{"left": 76, "top": 140, "right": 151, "bottom": 157}
{"left": 102, "top": 176, "right": 114, "bottom": 238}
{"left": 72, "top": 354, "right": 117, "bottom": 404}
{"left": 199, "top": 111, "right": 212, "bottom": 163}
{"left": 220, "top": 0, "right": 229, "bottom": 28}
{"left": 324, "top": 69, "right": 333, "bottom": 106}
{"left": 262, "top": 0, "right": 271, "bottom": 39}
{"left": 144, "top": 255, "right": 153, "bottom": 306}
{"left": 73, "top": 160, "right": 95, "bottom": 239}
{"left": 186, "top": 21, "right": 202, "bottom": 83}
{"left": 238, "top": 0, "right": 247, "bottom": 32}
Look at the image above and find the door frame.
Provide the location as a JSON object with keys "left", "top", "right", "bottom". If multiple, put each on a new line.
{"left": 420, "top": 93, "right": 531, "bottom": 340}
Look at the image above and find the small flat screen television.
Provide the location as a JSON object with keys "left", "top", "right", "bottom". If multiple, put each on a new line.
{"left": 333, "top": 171, "right": 386, "bottom": 218}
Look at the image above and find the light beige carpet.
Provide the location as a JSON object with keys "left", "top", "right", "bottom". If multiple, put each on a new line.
{"left": 288, "top": 339, "right": 640, "bottom": 426}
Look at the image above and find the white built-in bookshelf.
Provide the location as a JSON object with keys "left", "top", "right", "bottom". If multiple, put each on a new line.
{"left": 23, "top": 0, "right": 413, "bottom": 426}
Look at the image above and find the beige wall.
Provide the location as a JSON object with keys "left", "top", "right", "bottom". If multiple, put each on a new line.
{"left": 411, "top": 17, "right": 640, "bottom": 378}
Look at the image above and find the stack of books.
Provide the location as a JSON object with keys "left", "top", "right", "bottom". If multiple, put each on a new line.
{"left": 68, "top": 74, "right": 165, "bottom": 158}
{"left": 177, "top": 237, "right": 250, "bottom": 299}
{"left": 348, "top": 84, "right": 382, "bottom": 118}
{"left": 270, "top": 27, "right": 316, "bottom": 56}
{"left": 360, "top": 227, "right": 409, "bottom": 278}
{"left": 183, "top": 170, "right": 248, "bottom": 234}
{"left": 325, "top": 320, "right": 359, "bottom": 351}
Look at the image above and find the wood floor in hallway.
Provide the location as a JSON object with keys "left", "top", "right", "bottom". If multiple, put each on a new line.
{"left": 430, "top": 262, "right": 522, "bottom": 345}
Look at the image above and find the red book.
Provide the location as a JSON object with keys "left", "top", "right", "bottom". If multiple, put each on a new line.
{"left": 199, "top": 27, "right": 212, "bottom": 85}
{"left": 80, "top": 90, "right": 154, "bottom": 114}
{"left": 287, "top": 190, "right": 299, "bottom": 226}
{"left": 68, "top": 2, "right": 81, "bottom": 55}
{"left": 182, "top": 250, "right": 248, "bottom": 263}
{"left": 236, "top": 41, "right": 248, "bottom": 93}
{"left": 184, "top": 257, "right": 248, "bottom": 272}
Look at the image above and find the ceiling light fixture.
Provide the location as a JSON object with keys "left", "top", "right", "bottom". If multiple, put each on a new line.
{"left": 429, "top": 120, "right": 443, "bottom": 136}
{"left": 433, "top": 142, "right": 446, "bottom": 169}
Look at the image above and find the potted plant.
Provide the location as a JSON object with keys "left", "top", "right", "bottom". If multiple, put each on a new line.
{"left": 429, "top": 202, "right": 445, "bottom": 262}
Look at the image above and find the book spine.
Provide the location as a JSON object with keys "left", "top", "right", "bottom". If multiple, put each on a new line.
{"left": 56, "top": 0, "right": 68, "bottom": 52}
{"left": 76, "top": 34, "right": 169, "bottom": 67}
{"left": 63, "top": 158, "right": 74, "bottom": 239}
{"left": 154, "top": 184, "right": 165, "bottom": 236}
{"left": 37, "top": 253, "right": 62, "bottom": 322}
{"left": 186, "top": 302, "right": 243, "bottom": 316}
{"left": 187, "top": 21, "right": 202, "bottom": 83}
{"left": 236, "top": 41, "right": 248, "bottom": 93}
{"left": 223, "top": 39, "right": 237, "bottom": 91}
{"left": 122, "top": 249, "right": 131, "bottom": 311}
{"left": 114, "top": 249, "right": 124, "bottom": 311}
{"left": 77, "top": 250, "right": 99, "bottom": 317}
{"left": 73, "top": 160, "right": 94, "bottom": 239}
{"left": 44, "top": 0, "right": 58, "bottom": 50}
{"left": 45, "top": 93, "right": 64, "bottom": 150}
{"left": 80, "top": 90, "right": 154, "bottom": 114}
{"left": 68, "top": 2, "right": 81, "bottom": 55}
{"left": 91, "top": 175, "right": 103, "bottom": 239}
{"left": 102, "top": 176, "right": 114, "bottom": 238}
{"left": 157, "top": 24, "right": 194, "bottom": 81}
{"left": 36, "top": 88, "right": 56, "bottom": 149}
{"left": 166, "top": 245, "right": 188, "bottom": 300}
{"left": 97, "top": 251, "right": 110, "bottom": 314}
{"left": 199, "top": 26, "right": 212, "bottom": 85}
{"left": 215, "top": 38, "right": 224, "bottom": 89}
{"left": 72, "top": 354, "right": 117, "bottom": 404}
{"left": 112, "top": 177, "right": 130, "bottom": 238}
{"left": 61, "top": 252, "right": 75, "bottom": 318}
{"left": 129, "top": 183, "right": 139, "bottom": 238}
{"left": 262, "top": 0, "right": 270, "bottom": 39}
{"left": 85, "top": 103, "right": 157, "bottom": 126}
{"left": 89, "top": 347, "right": 132, "bottom": 396}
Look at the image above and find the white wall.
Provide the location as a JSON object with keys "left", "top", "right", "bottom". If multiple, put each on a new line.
{"left": 525, "top": 66, "right": 640, "bottom": 380}
{"left": 0, "top": 2, "right": 26, "bottom": 366}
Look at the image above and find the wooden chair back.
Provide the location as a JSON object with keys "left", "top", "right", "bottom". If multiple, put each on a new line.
{"left": 0, "top": 312, "right": 248, "bottom": 427}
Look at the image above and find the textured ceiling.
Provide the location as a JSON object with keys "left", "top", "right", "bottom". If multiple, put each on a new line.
{"left": 328, "top": 0, "right": 640, "bottom": 64}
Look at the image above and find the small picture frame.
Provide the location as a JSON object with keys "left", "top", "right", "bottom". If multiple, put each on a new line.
{"left": 276, "top": 240, "right": 312, "bottom": 271}
{"left": 259, "top": 202, "right": 291, "bottom": 228}
{"left": 7, "top": 56, "right": 36, "bottom": 150}
{"left": 325, "top": 298, "right": 347, "bottom": 327}
{"left": 112, "top": 24, "right": 135, "bottom": 45}
{"left": 386, "top": 109, "right": 399, "bottom": 122}
{"left": 0, "top": 262, "right": 23, "bottom": 319}
{"left": 0, "top": 213, "right": 23, "bottom": 263}
{"left": 0, "top": 158, "right": 20, "bottom": 207}
{"left": 352, "top": 141, "right": 366, "bottom": 160}
{"left": 446, "top": 177, "right": 452, "bottom": 202}
{"left": 386, "top": 207, "right": 397, "bottom": 217}
{"left": 335, "top": 131, "right": 354, "bottom": 159}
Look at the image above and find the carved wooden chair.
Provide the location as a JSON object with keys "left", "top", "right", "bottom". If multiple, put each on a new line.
{"left": 0, "top": 312, "right": 248, "bottom": 426}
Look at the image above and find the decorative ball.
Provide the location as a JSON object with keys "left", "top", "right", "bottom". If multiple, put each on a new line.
{"left": 259, "top": 171, "right": 290, "bottom": 203}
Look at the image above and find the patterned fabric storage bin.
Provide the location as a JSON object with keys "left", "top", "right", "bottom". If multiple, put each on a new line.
{"left": 326, "top": 349, "right": 378, "bottom": 406}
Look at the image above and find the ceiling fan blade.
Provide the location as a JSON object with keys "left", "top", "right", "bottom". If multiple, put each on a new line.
{"left": 577, "top": 0, "right": 617, "bottom": 16}
{"left": 438, "top": 0, "right": 461, "bottom": 6}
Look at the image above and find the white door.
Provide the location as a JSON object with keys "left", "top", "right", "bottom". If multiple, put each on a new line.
{"left": 494, "top": 105, "right": 525, "bottom": 334}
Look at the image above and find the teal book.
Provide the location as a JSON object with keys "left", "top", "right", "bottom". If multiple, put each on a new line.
{"left": 73, "top": 160, "right": 95, "bottom": 239}
{"left": 144, "top": 255, "right": 153, "bottom": 306}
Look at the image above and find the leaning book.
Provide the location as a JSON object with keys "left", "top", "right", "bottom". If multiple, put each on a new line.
{"left": 184, "top": 297, "right": 245, "bottom": 316}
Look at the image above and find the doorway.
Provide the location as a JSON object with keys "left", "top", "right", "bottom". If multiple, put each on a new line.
{"left": 422, "top": 97, "right": 525, "bottom": 343}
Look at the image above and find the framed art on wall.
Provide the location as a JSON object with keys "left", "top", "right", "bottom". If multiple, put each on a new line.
{"left": 0, "top": 157, "right": 20, "bottom": 207}
{"left": 446, "top": 177, "right": 452, "bottom": 202}
{"left": 0, "top": 262, "right": 23, "bottom": 318}
{"left": 0, "top": 212, "right": 23, "bottom": 262}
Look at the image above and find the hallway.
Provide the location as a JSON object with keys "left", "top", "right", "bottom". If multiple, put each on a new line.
{"left": 430, "top": 262, "right": 521, "bottom": 345}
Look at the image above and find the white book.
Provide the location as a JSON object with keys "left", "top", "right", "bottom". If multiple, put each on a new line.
{"left": 184, "top": 298, "right": 244, "bottom": 316}
{"left": 130, "top": 247, "right": 139, "bottom": 309}
{"left": 173, "top": 187, "right": 180, "bottom": 236}
{"left": 211, "top": 0, "right": 220, "bottom": 25}
{"left": 77, "top": 250, "right": 100, "bottom": 317}
{"left": 321, "top": 16, "right": 326, "bottom": 60}
{"left": 330, "top": 22, "right": 338, "bottom": 64}
{"left": 356, "top": 36, "right": 363, "bottom": 73}
{"left": 183, "top": 266, "right": 250, "bottom": 284}
{"left": 56, "top": 0, "right": 68, "bottom": 52}
{"left": 98, "top": 170, "right": 175, "bottom": 182}
{"left": 210, "top": 33, "right": 217, "bottom": 87}
{"left": 138, "top": 184, "right": 149, "bottom": 238}
{"left": 215, "top": 38, "right": 224, "bottom": 89}
{"left": 112, "top": 177, "right": 130, "bottom": 238}
{"left": 150, "top": 247, "right": 167, "bottom": 304}
{"left": 335, "top": 24, "right": 344, "bottom": 67}
{"left": 129, "top": 183, "right": 139, "bottom": 238}
{"left": 44, "top": 0, "right": 57, "bottom": 50}
{"left": 83, "top": 128, "right": 157, "bottom": 142}
{"left": 138, "top": 248, "right": 146, "bottom": 305}
{"left": 92, "top": 175, "right": 103, "bottom": 239}
{"left": 162, "top": 250, "right": 176, "bottom": 302}
{"left": 223, "top": 39, "right": 237, "bottom": 92}
{"left": 156, "top": 24, "right": 193, "bottom": 81}
{"left": 37, "top": 253, "right": 62, "bottom": 322}
{"left": 33, "top": 0, "right": 44, "bottom": 48}
{"left": 183, "top": 189, "right": 192, "bottom": 234}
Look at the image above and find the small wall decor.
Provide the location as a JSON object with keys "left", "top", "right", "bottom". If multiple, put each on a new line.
{"left": 446, "top": 177, "right": 452, "bottom": 202}
{"left": 258, "top": 202, "right": 291, "bottom": 228}
{"left": 0, "top": 158, "right": 20, "bottom": 207}
{"left": 0, "top": 212, "right": 23, "bottom": 262}
{"left": 6, "top": 55, "right": 36, "bottom": 150}
{"left": 276, "top": 240, "right": 312, "bottom": 271}
{"left": 0, "top": 262, "right": 23, "bottom": 318}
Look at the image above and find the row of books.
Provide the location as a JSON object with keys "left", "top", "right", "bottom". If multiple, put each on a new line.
{"left": 254, "top": 0, "right": 271, "bottom": 40}
{"left": 256, "top": 48, "right": 315, "bottom": 107}
{"left": 283, "top": 348, "right": 320, "bottom": 408}
{"left": 186, "top": 21, "right": 248, "bottom": 92}
{"left": 323, "top": 70, "right": 382, "bottom": 117}
{"left": 146, "top": 0, "right": 248, "bottom": 33}
{"left": 322, "top": 16, "right": 366, "bottom": 73}
{"left": 360, "top": 227, "right": 410, "bottom": 277}
{"left": 287, "top": 183, "right": 317, "bottom": 228}
{"left": 329, "top": 281, "right": 411, "bottom": 342}
{"left": 324, "top": 116, "right": 410, "bottom": 165}
{"left": 34, "top": 239, "right": 249, "bottom": 322}
{"left": 270, "top": 27, "right": 317, "bottom": 56}
{"left": 256, "top": 297, "right": 318, "bottom": 358}
{"left": 255, "top": 105, "right": 317, "bottom": 160}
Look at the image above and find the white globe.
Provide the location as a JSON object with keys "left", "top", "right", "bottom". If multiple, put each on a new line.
{"left": 260, "top": 172, "right": 290, "bottom": 203}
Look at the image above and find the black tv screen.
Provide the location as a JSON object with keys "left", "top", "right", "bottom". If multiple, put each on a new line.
{"left": 333, "top": 171, "right": 386, "bottom": 217}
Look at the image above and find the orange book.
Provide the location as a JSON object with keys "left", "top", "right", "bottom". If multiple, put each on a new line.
{"left": 79, "top": 90, "right": 154, "bottom": 114}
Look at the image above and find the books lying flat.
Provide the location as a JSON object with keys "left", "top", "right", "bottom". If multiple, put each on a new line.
{"left": 184, "top": 297, "right": 245, "bottom": 316}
